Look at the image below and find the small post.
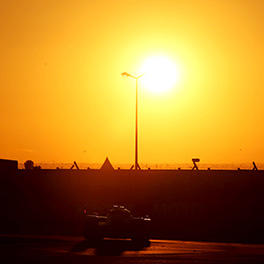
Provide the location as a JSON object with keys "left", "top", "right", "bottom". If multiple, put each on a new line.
{"left": 252, "top": 161, "right": 258, "bottom": 171}
{"left": 70, "top": 161, "right": 79, "bottom": 170}
{"left": 74, "top": 161, "right": 80, "bottom": 170}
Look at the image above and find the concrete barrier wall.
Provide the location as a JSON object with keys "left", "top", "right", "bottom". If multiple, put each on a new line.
{"left": 1, "top": 169, "right": 264, "bottom": 242}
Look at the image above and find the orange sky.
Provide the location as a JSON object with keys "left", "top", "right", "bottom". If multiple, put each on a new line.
{"left": 1, "top": 0, "right": 264, "bottom": 165}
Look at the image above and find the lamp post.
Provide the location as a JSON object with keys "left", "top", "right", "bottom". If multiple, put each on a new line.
{"left": 121, "top": 72, "right": 144, "bottom": 170}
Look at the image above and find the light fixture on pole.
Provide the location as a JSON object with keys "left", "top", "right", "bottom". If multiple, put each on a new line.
{"left": 121, "top": 72, "right": 144, "bottom": 170}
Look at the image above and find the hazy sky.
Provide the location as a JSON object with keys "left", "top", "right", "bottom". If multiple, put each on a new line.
{"left": 1, "top": 0, "right": 264, "bottom": 165}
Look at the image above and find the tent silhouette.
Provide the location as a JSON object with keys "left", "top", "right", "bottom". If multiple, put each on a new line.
{"left": 100, "top": 157, "right": 114, "bottom": 170}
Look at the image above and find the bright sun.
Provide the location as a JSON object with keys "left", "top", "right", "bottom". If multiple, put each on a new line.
{"left": 140, "top": 55, "right": 180, "bottom": 93}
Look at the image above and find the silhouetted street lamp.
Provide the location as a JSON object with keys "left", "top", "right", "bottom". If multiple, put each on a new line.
{"left": 121, "top": 72, "right": 144, "bottom": 170}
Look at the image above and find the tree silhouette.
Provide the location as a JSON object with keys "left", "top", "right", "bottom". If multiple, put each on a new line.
{"left": 24, "top": 160, "right": 34, "bottom": 170}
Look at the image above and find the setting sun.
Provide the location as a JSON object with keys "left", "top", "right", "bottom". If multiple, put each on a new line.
{"left": 140, "top": 55, "right": 180, "bottom": 93}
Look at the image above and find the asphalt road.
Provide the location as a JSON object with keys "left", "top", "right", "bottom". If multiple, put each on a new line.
{"left": 1, "top": 234, "right": 264, "bottom": 263}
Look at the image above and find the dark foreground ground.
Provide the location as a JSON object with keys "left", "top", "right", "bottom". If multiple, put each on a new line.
{"left": 1, "top": 235, "right": 264, "bottom": 264}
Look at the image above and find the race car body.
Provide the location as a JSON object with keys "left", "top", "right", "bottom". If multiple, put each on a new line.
{"left": 83, "top": 205, "right": 151, "bottom": 242}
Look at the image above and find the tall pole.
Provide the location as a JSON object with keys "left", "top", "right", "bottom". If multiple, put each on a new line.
{"left": 135, "top": 78, "right": 138, "bottom": 170}
{"left": 121, "top": 72, "right": 143, "bottom": 170}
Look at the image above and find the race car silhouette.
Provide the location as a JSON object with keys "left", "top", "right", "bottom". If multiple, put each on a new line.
{"left": 83, "top": 205, "right": 151, "bottom": 242}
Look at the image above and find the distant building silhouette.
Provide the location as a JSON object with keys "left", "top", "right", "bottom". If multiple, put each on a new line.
{"left": 100, "top": 157, "right": 114, "bottom": 171}
{"left": 0, "top": 159, "right": 18, "bottom": 171}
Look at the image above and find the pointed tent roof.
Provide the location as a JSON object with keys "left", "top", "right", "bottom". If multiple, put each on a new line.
{"left": 100, "top": 157, "right": 114, "bottom": 171}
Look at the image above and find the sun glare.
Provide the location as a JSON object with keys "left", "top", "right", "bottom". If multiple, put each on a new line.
{"left": 140, "top": 55, "right": 180, "bottom": 93}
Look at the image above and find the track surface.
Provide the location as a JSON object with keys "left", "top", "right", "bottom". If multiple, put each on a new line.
{"left": 1, "top": 234, "right": 264, "bottom": 263}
